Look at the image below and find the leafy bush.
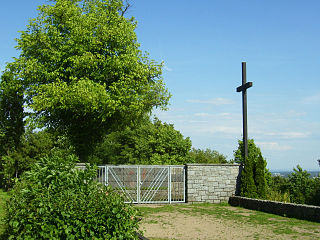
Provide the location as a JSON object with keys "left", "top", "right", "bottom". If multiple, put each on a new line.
{"left": 188, "top": 148, "right": 228, "bottom": 164}
{"left": 266, "top": 167, "right": 320, "bottom": 206}
{"left": 2, "top": 152, "right": 139, "bottom": 239}
{"left": 288, "top": 165, "right": 320, "bottom": 205}
{"left": 0, "top": 129, "right": 75, "bottom": 189}
{"left": 266, "top": 189, "right": 291, "bottom": 203}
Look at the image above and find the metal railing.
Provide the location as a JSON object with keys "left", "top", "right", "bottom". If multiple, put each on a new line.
{"left": 96, "top": 165, "right": 185, "bottom": 204}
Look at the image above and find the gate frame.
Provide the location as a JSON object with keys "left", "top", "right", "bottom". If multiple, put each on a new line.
{"left": 97, "top": 165, "right": 185, "bottom": 204}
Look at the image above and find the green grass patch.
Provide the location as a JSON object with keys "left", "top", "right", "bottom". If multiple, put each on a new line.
{"left": 0, "top": 190, "right": 9, "bottom": 235}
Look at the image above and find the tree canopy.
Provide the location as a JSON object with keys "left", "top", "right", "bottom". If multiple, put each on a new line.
{"left": 188, "top": 148, "right": 228, "bottom": 164}
{"left": 0, "top": 0, "right": 170, "bottom": 160}
{"left": 90, "top": 116, "right": 192, "bottom": 165}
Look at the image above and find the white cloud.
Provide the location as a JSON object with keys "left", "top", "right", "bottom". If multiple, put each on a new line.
{"left": 301, "top": 93, "right": 320, "bottom": 104}
{"left": 194, "top": 113, "right": 210, "bottom": 117}
{"left": 201, "top": 126, "right": 240, "bottom": 135}
{"left": 256, "top": 142, "right": 292, "bottom": 151}
{"left": 266, "top": 131, "right": 311, "bottom": 139}
{"left": 194, "top": 112, "right": 233, "bottom": 118}
{"left": 187, "top": 98, "right": 234, "bottom": 105}
{"left": 188, "top": 120, "right": 209, "bottom": 123}
{"left": 218, "top": 112, "right": 231, "bottom": 116}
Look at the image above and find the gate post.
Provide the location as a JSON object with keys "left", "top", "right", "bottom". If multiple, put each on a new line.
{"left": 137, "top": 166, "right": 140, "bottom": 203}
{"left": 104, "top": 166, "right": 107, "bottom": 186}
{"left": 168, "top": 166, "right": 171, "bottom": 203}
{"left": 184, "top": 164, "right": 188, "bottom": 203}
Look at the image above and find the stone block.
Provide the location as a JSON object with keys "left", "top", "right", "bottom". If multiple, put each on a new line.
{"left": 188, "top": 188, "right": 196, "bottom": 194}
{"left": 220, "top": 192, "right": 228, "bottom": 197}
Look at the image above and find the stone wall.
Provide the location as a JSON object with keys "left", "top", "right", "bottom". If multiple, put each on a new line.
{"left": 229, "top": 196, "right": 320, "bottom": 222}
{"left": 185, "top": 164, "right": 241, "bottom": 203}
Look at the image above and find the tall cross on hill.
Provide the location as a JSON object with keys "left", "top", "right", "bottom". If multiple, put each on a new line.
{"left": 236, "top": 62, "right": 253, "bottom": 163}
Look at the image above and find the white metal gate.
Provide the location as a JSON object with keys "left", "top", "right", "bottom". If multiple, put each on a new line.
{"left": 96, "top": 165, "right": 185, "bottom": 203}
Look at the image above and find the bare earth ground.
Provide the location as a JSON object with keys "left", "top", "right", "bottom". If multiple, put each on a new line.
{"left": 138, "top": 204, "right": 320, "bottom": 240}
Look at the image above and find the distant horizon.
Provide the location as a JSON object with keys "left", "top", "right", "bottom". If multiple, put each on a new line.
{"left": 270, "top": 169, "right": 320, "bottom": 172}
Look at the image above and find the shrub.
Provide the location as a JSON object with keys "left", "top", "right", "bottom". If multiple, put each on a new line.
{"left": 240, "top": 154, "right": 257, "bottom": 198}
{"left": 266, "top": 189, "right": 291, "bottom": 203}
{"left": 188, "top": 148, "right": 228, "bottom": 164}
{"left": 255, "top": 153, "right": 266, "bottom": 198}
{"left": 2, "top": 152, "right": 139, "bottom": 239}
{"left": 234, "top": 139, "right": 268, "bottom": 199}
{"left": 288, "top": 165, "right": 318, "bottom": 205}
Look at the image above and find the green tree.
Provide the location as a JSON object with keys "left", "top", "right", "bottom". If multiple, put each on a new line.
{"left": 309, "top": 176, "right": 320, "bottom": 206}
{"left": 255, "top": 153, "right": 266, "bottom": 198}
{"left": 90, "top": 116, "right": 192, "bottom": 165}
{"left": 288, "top": 165, "right": 314, "bottom": 204}
{"left": 2, "top": 0, "right": 170, "bottom": 161}
{"left": 0, "top": 71, "right": 25, "bottom": 156}
{"left": 188, "top": 148, "right": 228, "bottom": 164}
{"left": 0, "top": 73, "right": 25, "bottom": 188}
{"left": 240, "top": 152, "right": 257, "bottom": 198}
{"left": 0, "top": 129, "right": 74, "bottom": 189}
{"left": 234, "top": 139, "right": 267, "bottom": 198}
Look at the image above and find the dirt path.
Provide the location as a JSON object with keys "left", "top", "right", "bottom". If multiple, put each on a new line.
{"left": 138, "top": 204, "right": 320, "bottom": 240}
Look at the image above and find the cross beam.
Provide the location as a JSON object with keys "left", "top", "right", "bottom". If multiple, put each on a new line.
{"left": 236, "top": 62, "right": 253, "bottom": 162}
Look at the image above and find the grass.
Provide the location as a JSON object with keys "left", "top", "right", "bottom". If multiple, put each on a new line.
{"left": 136, "top": 203, "right": 320, "bottom": 239}
{"left": 0, "top": 189, "right": 9, "bottom": 235}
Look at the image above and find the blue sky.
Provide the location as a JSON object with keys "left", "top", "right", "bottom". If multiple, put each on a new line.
{"left": 1, "top": 0, "right": 320, "bottom": 170}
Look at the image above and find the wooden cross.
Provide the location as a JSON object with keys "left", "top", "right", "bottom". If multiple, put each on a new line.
{"left": 236, "top": 62, "right": 253, "bottom": 162}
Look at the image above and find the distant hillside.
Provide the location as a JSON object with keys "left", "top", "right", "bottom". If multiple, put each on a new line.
{"left": 271, "top": 171, "right": 320, "bottom": 178}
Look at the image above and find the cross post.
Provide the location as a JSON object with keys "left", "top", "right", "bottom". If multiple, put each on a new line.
{"left": 236, "top": 62, "right": 253, "bottom": 163}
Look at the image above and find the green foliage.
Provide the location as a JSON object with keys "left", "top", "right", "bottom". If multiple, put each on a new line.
{"left": 234, "top": 139, "right": 268, "bottom": 199}
{"left": 90, "top": 116, "right": 191, "bottom": 165}
{"left": 2, "top": 152, "right": 139, "bottom": 239}
{"left": 267, "top": 175, "right": 290, "bottom": 195}
{"left": 309, "top": 176, "right": 320, "bottom": 206}
{"left": 255, "top": 153, "right": 266, "bottom": 198}
{"left": 240, "top": 152, "right": 257, "bottom": 198}
{"left": 266, "top": 173, "right": 291, "bottom": 203}
{"left": 0, "top": 190, "right": 9, "bottom": 235}
{"left": 2, "top": 0, "right": 170, "bottom": 161}
{"left": 188, "top": 148, "right": 228, "bottom": 164}
{"left": 287, "top": 165, "right": 319, "bottom": 205}
{"left": 0, "top": 129, "right": 74, "bottom": 189}
{"left": 266, "top": 167, "right": 320, "bottom": 206}
{"left": 266, "top": 189, "right": 291, "bottom": 203}
{"left": 0, "top": 71, "right": 25, "bottom": 155}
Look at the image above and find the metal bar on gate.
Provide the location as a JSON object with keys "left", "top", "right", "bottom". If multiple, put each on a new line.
{"left": 109, "top": 168, "right": 134, "bottom": 202}
{"left": 140, "top": 166, "right": 154, "bottom": 187}
{"left": 168, "top": 167, "right": 171, "bottom": 204}
{"left": 104, "top": 166, "right": 106, "bottom": 186}
{"left": 137, "top": 166, "right": 140, "bottom": 203}
{"left": 142, "top": 167, "right": 167, "bottom": 202}
{"left": 141, "top": 167, "right": 165, "bottom": 202}
{"left": 106, "top": 166, "right": 108, "bottom": 186}
{"left": 183, "top": 167, "right": 186, "bottom": 202}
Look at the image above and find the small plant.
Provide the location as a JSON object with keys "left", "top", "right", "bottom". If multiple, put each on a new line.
{"left": 266, "top": 189, "right": 291, "bottom": 203}
{"left": 2, "top": 151, "right": 140, "bottom": 239}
